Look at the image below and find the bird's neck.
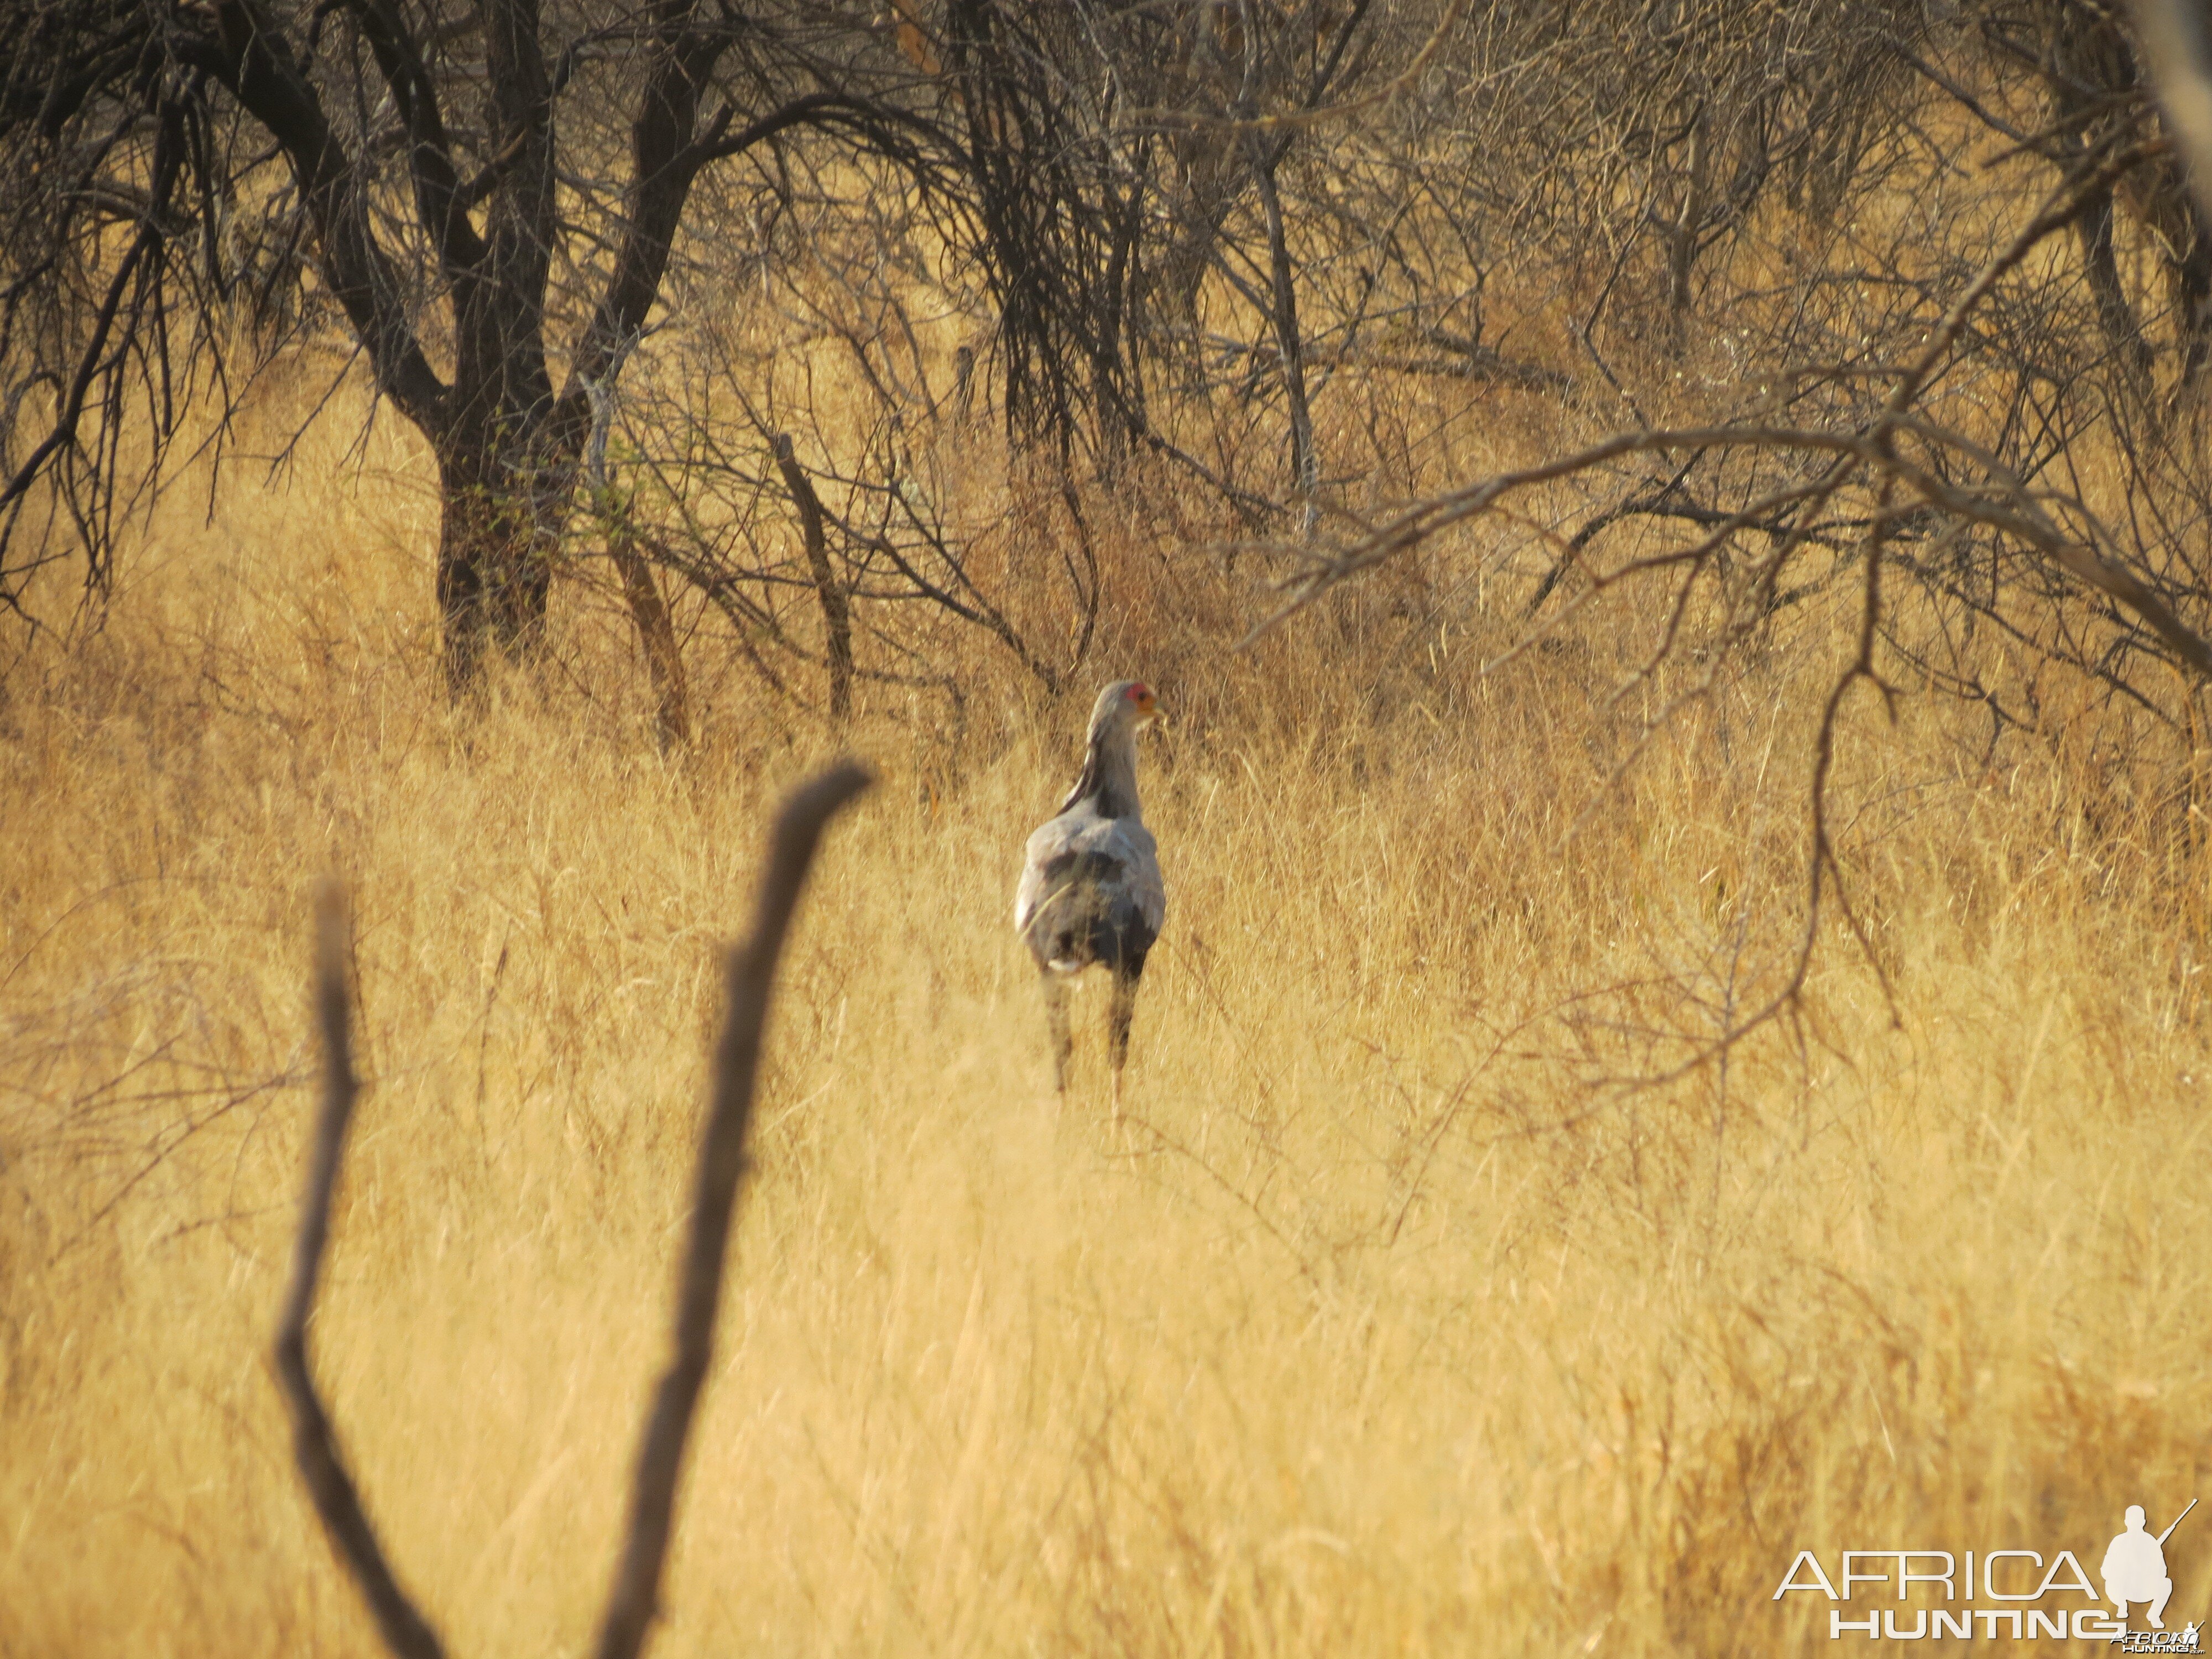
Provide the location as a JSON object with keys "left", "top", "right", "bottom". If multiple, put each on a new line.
{"left": 1065, "top": 730, "right": 1142, "bottom": 819}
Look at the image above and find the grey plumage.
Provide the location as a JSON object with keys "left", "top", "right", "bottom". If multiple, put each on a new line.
{"left": 1015, "top": 680, "right": 1165, "bottom": 1103}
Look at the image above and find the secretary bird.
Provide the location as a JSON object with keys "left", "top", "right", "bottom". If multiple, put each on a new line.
{"left": 1015, "top": 680, "right": 1166, "bottom": 1107}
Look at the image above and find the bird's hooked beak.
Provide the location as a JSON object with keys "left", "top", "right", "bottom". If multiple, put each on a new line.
{"left": 1134, "top": 686, "right": 1163, "bottom": 729}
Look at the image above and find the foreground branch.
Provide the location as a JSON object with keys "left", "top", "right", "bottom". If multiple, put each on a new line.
{"left": 284, "top": 765, "right": 871, "bottom": 1659}
{"left": 278, "top": 884, "right": 447, "bottom": 1659}
{"left": 594, "top": 761, "right": 874, "bottom": 1659}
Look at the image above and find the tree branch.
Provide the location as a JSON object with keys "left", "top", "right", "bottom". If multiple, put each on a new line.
{"left": 345, "top": 0, "right": 488, "bottom": 273}
{"left": 594, "top": 761, "right": 874, "bottom": 1659}
{"left": 181, "top": 0, "right": 448, "bottom": 431}
{"left": 0, "top": 121, "right": 177, "bottom": 529}
{"left": 277, "top": 883, "right": 447, "bottom": 1659}
{"left": 773, "top": 435, "right": 853, "bottom": 719}
{"left": 551, "top": 0, "right": 735, "bottom": 447}
{"left": 555, "top": 88, "right": 923, "bottom": 453}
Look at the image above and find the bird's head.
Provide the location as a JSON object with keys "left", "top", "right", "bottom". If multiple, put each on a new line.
{"left": 1091, "top": 679, "right": 1162, "bottom": 739}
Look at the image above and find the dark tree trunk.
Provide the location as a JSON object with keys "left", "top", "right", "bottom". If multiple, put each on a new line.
{"left": 1663, "top": 109, "right": 1710, "bottom": 347}
{"left": 1251, "top": 140, "right": 1317, "bottom": 530}
{"left": 2134, "top": 177, "right": 2212, "bottom": 393}
{"left": 2028, "top": 0, "right": 2212, "bottom": 396}
{"left": 2075, "top": 187, "right": 2155, "bottom": 386}
{"left": 434, "top": 440, "right": 555, "bottom": 692}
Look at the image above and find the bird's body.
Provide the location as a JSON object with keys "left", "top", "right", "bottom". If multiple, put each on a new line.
{"left": 1016, "top": 680, "right": 1165, "bottom": 1104}
{"left": 1015, "top": 805, "right": 1164, "bottom": 976}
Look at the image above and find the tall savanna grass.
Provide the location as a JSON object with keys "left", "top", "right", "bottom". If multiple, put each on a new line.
{"left": 3, "top": 370, "right": 2209, "bottom": 1657}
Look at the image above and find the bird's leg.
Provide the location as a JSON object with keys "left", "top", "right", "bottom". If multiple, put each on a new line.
{"left": 1041, "top": 971, "right": 1073, "bottom": 1095}
{"left": 1107, "top": 958, "right": 1144, "bottom": 1117}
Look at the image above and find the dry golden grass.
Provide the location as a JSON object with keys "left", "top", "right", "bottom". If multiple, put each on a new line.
{"left": 3, "top": 391, "right": 2210, "bottom": 1657}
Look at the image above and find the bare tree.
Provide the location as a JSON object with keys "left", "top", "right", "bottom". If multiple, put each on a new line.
{"left": 1, "top": 0, "right": 948, "bottom": 687}
{"left": 20, "top": 0, "right": 2212, "bottom": 740}
{"left": 1937, "top": 0, "right": 2212, "bottom": 396}
{"left": 278, "top": 762, "right": 871, "bottom": 1658}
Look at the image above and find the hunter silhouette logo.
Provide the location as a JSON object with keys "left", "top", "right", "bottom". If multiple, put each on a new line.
{"left": 2105, "top": 1501, "right": 2193, "bottom": 1630}
{"left": 1772, "top": 1496, "right": 2201, "bottom": 1645}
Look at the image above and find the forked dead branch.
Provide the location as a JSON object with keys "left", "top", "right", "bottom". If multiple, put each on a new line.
{"left": 277, "top": 763, "right": 873, "bottom": 1659}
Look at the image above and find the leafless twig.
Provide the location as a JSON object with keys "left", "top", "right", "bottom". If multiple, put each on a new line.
{"left": 277, "top": 883, "right": 447, "bottom": 1659}
{"left": 283, "top": 765, "right": 872, "bottom": 1659}
{"left": 773, "top": 435, "right": 854, "bottom": 719}
{"left": 594, "top": 760, "right": 873, "bottom": 1659}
